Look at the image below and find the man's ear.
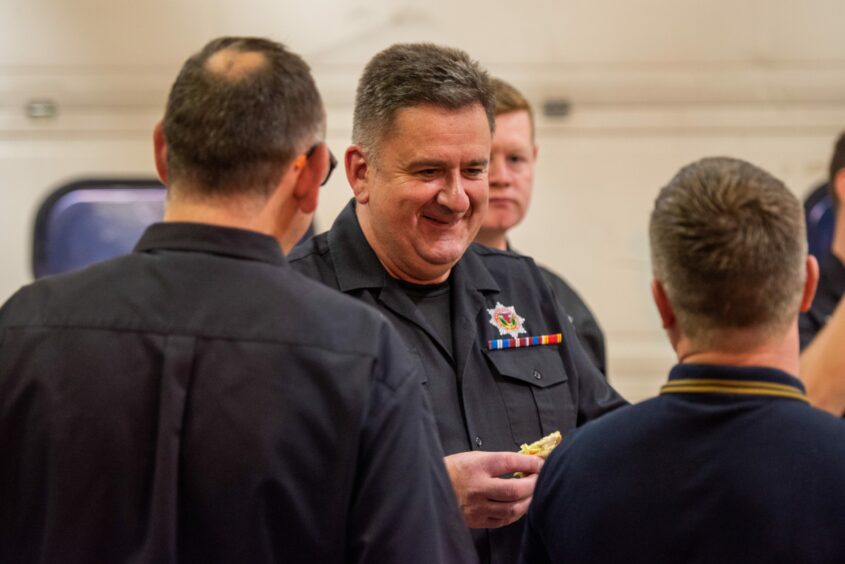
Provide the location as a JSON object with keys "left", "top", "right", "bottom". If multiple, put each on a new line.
{"left": 651, "top": 279, "right": 676, "bottom": 330}
{"left": 800, "top": 254, "right": 820, "bottom": 313}
{"left": 345, "top": 145, "right": 370, "bottom": 204}
{"left": 291, "top": 145, "right": 325, "bottom": 214}
{"left": 153, "top": 121, "right": 169, "bottom": 185}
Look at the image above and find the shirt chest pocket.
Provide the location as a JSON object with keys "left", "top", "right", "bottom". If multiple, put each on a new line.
{"left": 483, "top": 347, "right": 577, "bottom": 448}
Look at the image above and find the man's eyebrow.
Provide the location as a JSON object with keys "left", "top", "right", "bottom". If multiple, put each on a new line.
{"left": 407, "top": 159, "right": 449, "bottom": 169}
{"left": 405, "top": 158, "right": 489, "bottom": 169}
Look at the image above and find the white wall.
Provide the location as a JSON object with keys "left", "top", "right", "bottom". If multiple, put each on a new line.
{"left": 2, "top": 0, "right": 845, "bottom": 401}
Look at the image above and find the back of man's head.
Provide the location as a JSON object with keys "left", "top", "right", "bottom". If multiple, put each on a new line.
{"left": 351, "top": 42, "right": 494, "bottom": 156}
{"left": 490, "top": 77, "right": 534, "bottom": 140}
{"left": 828, "top": 131, "right": 845, "bottom": 209}
{"left": 163, "top": 37, "right": 324, "bottom": 200}
{"left": 650, "top": 157, "right": 806, "bottom": 347}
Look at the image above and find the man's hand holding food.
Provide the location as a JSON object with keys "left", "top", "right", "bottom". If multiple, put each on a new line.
{"left": 443, "top": 431, "right": 562, "bottom": 528}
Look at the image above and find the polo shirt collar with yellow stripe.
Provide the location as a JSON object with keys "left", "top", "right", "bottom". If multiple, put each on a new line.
{"left": 660, "top": 363, "right": 808, "bottom": 404}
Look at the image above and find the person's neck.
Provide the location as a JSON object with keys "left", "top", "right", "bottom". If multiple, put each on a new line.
{"left": 474, "top": 229, "right": 507, "bottom": 251}
{"left": 676, "top": 323, "right": 800, "bottom": 378}
{"left": 164, "top": 199, "right": 268, "bottom": 232}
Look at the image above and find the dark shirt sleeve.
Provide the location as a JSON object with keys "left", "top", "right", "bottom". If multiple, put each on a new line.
{"left": 799, "top": 309, "right": 823, "bottom": 351}
{"left": 0, "top": 290, "right": 21, "bottom": 348}
{"left": 538, "top": 265, "right": 607, "bottom": 376}
{"left": 799, "top": 254, "right": 845, "bottom": 351}
{"left": 519, "top": 430, "right": 582, "bottom": 564}
{"left": 518, "top": 437, "right": 565, "bottom": 564}
{"left": 348, "top": 324, "right": 478, "bottom": 564}
{"left": 558, "top": 310, "right": 628, "bottom": 424}
{"left": 518, "top": 511, "right": 552, "bottom": 564}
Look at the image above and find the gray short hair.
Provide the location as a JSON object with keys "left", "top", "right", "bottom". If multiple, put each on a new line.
{"left": 649, "top": 157, "right": 806, "bottom": 345}
{"left": 164, "top": 37, "right": 324, "bottom": 199}
{"left": 352, "top": 43, "right": 494, "bottom": 155}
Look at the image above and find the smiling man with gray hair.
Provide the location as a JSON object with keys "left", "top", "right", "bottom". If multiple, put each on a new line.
{"left": 289, "top": 42, "right": 626, "bottom": 564}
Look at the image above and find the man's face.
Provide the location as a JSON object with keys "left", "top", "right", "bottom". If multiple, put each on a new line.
{"left": 354, "top": 103, "right": 491, "bottom": 283}
{"left": 479, "top": 109, "right": 537, "bottom": 239}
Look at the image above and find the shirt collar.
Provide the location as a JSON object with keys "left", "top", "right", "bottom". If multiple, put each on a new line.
{"left": 327, "top": 200, "right": 388, "bottom": 292}
{"left": 665, "top": 363, "right": 806, "bottom": 396}
{"left": 327, "top": 199, "right": 499, "bottom": 293}
{"left": 134, "top": 222, "right": 286, "bottom": 267}
{"left": 459, "top": 244, "right": 502, "bottom": 293}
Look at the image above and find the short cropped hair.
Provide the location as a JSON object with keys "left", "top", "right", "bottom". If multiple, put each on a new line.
{"left": 828, "top": 131, "right": 845, "bottom": 208}
{"left": 163, "top": 37, "right": 324, "bottom": 199}
{"left": 352, "top": 43, "right": 494, "bottom": 155}
{"left": 491, "top": 77, "right": 535, "bottom": 140}
{"left": 650, "top": 157, "right": 806, "bottom": 345}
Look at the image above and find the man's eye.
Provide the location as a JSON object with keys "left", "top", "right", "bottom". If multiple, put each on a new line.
{"left": 464, "top": 168, "right": 485, "bottom": 176}
{"left": 507, "top": 155, "right": 525, "bottom": 164}
{"left": 417, "top": 169, "right": 438, "bottom": 177}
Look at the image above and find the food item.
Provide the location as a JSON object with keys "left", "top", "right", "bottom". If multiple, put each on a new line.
{"left": 518, "top": 431, "right": 562, "bottom": 460}
{"left": 514, "top": 431, "right": 562, "bottom": 477}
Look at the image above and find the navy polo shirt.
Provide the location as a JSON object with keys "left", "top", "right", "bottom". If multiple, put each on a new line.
{"left": 522, "top": 363, "right": 845, "bottom": 564}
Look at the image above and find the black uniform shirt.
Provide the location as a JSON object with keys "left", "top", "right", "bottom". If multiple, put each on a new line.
{"left": 289, "top": 201, "right": 627, "bottom": 564}
{"left": 522, "top": 363, "right": 845, "bottom": 564}
{"left": 0, "top": 222, "right": 475, "bottom": 564}
{"left": 800, "top": 252, "right": 845, "bottom": 349}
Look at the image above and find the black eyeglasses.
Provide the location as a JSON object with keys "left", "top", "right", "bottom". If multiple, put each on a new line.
{"left": 306, "top": 143, "right": 337, "bottom": 186}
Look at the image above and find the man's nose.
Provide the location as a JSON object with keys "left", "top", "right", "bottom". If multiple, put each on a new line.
{"left": 488, "top": 153, "right": 510, "bottom": 189}
{"left": 436, "top": 170, "right": 471, "bottom": 214}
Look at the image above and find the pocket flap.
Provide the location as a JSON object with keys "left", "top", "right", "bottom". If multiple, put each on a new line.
{"left": 483, "top": 346, "right": 567, "bottom": 388}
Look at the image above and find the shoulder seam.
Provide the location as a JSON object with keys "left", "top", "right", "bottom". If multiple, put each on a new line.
{"left": 1, "top": 323, "right": 379, "bottom": 359}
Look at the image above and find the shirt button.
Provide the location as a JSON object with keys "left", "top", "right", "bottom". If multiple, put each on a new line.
{"left": 475, "top": 436, "right": 483, "bottom": 448}
{"left": 534, "top": 369, "right": 543, "bottom": 380}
